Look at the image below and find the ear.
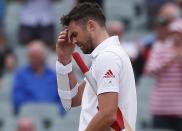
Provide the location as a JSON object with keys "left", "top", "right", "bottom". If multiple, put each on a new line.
{"left": 87, "top": 20, "right": 96, "bottom": 32}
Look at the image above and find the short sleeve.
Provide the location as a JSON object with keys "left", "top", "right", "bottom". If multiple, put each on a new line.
{"left": 93, "top": 52, "right": 122, "bottom": 95}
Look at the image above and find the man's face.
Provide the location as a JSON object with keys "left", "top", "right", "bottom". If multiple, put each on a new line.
{"left": 68, "top": 21, "right": 94, "bottom": 54}
{"left": 27, "top": 41, "right": 45, "bottom": 69}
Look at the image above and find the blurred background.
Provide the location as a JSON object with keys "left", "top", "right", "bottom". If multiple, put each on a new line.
{"left": 0, "top": 0, "right": 182, "bottom": 131}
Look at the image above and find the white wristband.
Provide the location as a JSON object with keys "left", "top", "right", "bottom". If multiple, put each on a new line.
{"left": 58, "top": 83, "right": 79, "bottom": 100}
{"left": 71, "top": 83, "right": 79, "bottom": 98}
{"left": 56, "top": 60, "right": 72, "bottom": 75}
{"left": 58, "top": 89, "right": 72, "bottom": 100}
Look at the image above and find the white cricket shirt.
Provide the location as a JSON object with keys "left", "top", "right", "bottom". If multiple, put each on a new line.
{"left": 78, "top": 36, "right": 137, "bottom": 131}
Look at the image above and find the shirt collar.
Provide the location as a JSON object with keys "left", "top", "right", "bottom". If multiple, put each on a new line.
{"left": 91, "top": 36, "right": 120, "bottom": 58}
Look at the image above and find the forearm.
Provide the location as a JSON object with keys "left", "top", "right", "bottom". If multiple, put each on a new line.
{"left": 145, "top": 57, "right": 175, "bottom": 75}
{"left": 85, "top": 92, "right": 118, "bottom": 131}
{"left": 56, "top": 60, "right": 85, "bottom": 108}
{"left": 66, "top": 70, "right": 86, "bottom": 107}
{"left": 71, "top": 78, "right": 85, "bottom": 107}
{"left": 85, "top": 111, "right": 115, "bottom": 131}
{"left": 56, "top": 60, "right": 81, "bottom": 109}
{"left": 153, "top": 59, "right": 174, "bottom": 74}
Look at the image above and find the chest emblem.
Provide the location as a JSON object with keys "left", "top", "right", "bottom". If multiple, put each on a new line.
{"left": 104, "top": 69, "right": 115, "bottom": 78}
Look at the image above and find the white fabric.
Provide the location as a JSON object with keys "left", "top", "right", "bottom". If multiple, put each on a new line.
{"left": 71, "top": 83, "right": 79, "bottom": 98}
{"left": 58, "top": 89, "right": 72, "bottom": 100}
{"left": 168, "top": 18, "right": 182, "bottom": 33}
{"left": 57, "top": 73, "right": 71, "bottom": 111}
{"left": 56, "top": 60, "right": 72, "bottom": 75}
{"left": 20, "top": 0, "right": 54, "bottom": 26}
{"left": 56, "top": 60, "right": 72, "bottom": 111}
{"left": 56, "top": 60, "right": 78, "bottom": 111}
{"left": 57, "top": 74, "right": 71, "bottom": 111}
{"left": 78, "top": 36, "right": 137, "bottom": 131}
{"left": 84, "top": 72, "right": 97, "bottom": 94}
{"left": 58, "top": 83, "right": 79, "bottom": 99}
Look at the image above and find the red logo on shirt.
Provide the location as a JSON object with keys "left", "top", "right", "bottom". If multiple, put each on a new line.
{"left": 104, "top": 69, "right": 115, "bottom": 78}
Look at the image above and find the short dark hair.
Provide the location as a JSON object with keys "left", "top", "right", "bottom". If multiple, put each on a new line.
{"left": 61, "top": 2, "right": 106, "bottom": 27}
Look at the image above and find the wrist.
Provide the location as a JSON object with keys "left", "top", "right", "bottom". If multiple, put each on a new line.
{"left": 58, "top": 57, "right": 72, "bottom": 65}
{"left": 56, "top": 60, "right": 72, "bottom": 75}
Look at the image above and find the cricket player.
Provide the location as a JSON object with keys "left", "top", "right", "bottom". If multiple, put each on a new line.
{"left": 56, "top": 2, "right": 137, "bottom": 131}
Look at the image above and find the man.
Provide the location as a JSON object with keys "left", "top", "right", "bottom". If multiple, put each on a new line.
{"left": 56, "top": 3, "right": 137, "bottom": 131}
{"left": 0, "top": 38, "right": 13, "bottom": 78}
{"left": 139, "top": 2, "right": 181, "bottom": 83}
{"left": 12, "top": 40, "right": 65, "bottom": 115}
{"left": 144, "top": 0, "right": 176, "bottom": 29}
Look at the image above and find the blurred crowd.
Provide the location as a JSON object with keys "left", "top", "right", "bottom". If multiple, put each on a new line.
{"left": 0, "top": 0, "right": 182, "bottom": 131}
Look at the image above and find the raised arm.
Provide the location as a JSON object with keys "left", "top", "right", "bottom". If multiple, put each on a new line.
{"left": 56, "top": 29, "right": 85, "bottom": 110}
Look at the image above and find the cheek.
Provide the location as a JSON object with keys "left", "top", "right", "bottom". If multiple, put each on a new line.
{"left": 76, "top": 35, "right": 85, "bottom": 43}
{"left": 78, "top": 35, "right": 88, "bottom": 44}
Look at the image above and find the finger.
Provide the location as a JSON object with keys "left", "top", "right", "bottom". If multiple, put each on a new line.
{"left": 58, "top": 34, "right": 67, "bottom": 39}
{"left": 59, "top": 32, "right": 67, "bottom": 36}
{"left": 57, "top": 38, "right": 66, "bottom": 43}
{"left": 60, "top": 29, "right": 68, "bottom": 35}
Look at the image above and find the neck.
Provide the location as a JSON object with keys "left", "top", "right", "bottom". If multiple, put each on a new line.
{"left": 32, "top": 65, "right": 44, "bottom": 75}
{"left": 93, "top": 27, "right": 109, "bottom": 48}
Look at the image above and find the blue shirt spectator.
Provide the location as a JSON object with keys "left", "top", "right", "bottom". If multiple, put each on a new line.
{"left": 12, "top": 65, "right": 65, "bottom": 115}
{"left": 12, "top": 40, "right": 65, "bottom": 115}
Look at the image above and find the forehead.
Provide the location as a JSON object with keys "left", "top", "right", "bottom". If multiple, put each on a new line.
{"left": 68, "top": 21, "right": 84, "bottom": 33}
{"left": 68, "top": 21, "right": 80, "bottom": 31}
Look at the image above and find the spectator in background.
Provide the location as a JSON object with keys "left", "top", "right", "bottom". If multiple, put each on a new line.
{"left": 4, "top": 53, "right": 17, "bottom": 74}
{"left": 140, "top": 2, "right": 181, "bottom": 79}
{"left": 12, "top": 40, "right": 65, "bottom": 115}
{"left": 144, "top": 19, "right": 182, "bottom": 131}
{"left": 0, "top": 0, "right": 14, "bottom": 78}
{"left": 155, "top": 2, "right": 181, "bottom": 40}
{"left": 0, "top": 33, "right": 13, "bottom": 78}
{"left": 107, "top": 20, "right": 124, "bottom": 39}
{"left": 0, "top": 52, "right": 17, "bottom": 102}
{"left": 145, "top": 0, "right": 176, "bottom": 29}
{"left": 142, "top": 3, "right": 179, "bottom": 61}
{"left": 18, "top": 0, "right": 55, "bottom": 49}
{"left": 17, "top": 118, "right": 35, "bottom": 131}
{"left": 0, "top": 52, "right": 17, "bottom": 103}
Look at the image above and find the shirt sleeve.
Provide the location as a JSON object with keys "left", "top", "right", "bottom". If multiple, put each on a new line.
{"left": 12, "top": 70, "right": 27, "bottom": 115}
{"left": 93, "top": 51, "right": 122, "bottom": 95}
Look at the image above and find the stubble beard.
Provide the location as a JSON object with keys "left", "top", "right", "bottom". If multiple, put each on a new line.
{"left": 81, "top": 37, "right": 94, "bottom": 54}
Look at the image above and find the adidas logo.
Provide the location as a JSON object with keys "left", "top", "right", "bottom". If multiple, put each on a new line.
{"left": 104, "top": 69, "right": 115, "bottom": 78}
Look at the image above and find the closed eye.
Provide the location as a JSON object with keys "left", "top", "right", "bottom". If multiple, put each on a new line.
{"left": 70, "top": 32, "right": 77, "bottom": 43}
